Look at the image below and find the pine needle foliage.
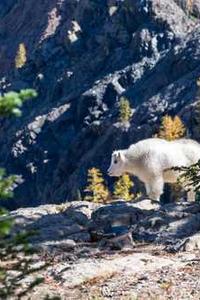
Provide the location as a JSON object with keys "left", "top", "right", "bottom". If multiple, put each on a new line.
{"left": 0, "top": 89, "right": 41, "bottom": 298}
{"left": 0, "top": 89, "right": 37, "bottom": 117}
{"left": 84, "top": 168, "right": 109, "bottom": 203}
{"left": 0, "top": 169, "right": 17, "bottom": 201}
{"left": 118, "top": 97, "right": 132, "bottom": 123}
{"left": 113, "top": 174, "right": 134, "bottom": 201}
{"left": 0, "top": 89, "right": 37, "bottom": 239}
{"left": 15, "top": 43, "right": 27, "bottom": 69}
{"left": 173, "top": 161, "right": 200, "bottom": 192}
{"left": 157, "top": 115, "right": 186, "bottom": 141}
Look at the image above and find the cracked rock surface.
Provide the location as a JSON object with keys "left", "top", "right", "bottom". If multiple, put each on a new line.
{"left": 9, "top": 199, "right": 200, "bottom": 299}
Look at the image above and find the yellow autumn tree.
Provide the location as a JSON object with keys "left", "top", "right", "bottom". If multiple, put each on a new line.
{"left": 113, "top": 174, "right": 134, "bottom": 201}
{"left": 157, "top": 115, "right": 186, "bottom": 141}
{"left": 15, "top": 43, "right": 27, "bottom": 69}
{"left": 186, "top": 0, "right": 193, "bottom": 15}
{"left": 84, "top": 168, "right": 109, "bottom": 203}
{"left": 119, "top": 97, "right": 132, "bottom": 123}
{"left": 157, "top": 115, "right": 186, "bottom": 201}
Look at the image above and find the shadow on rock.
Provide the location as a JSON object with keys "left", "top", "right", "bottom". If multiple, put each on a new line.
{"left": 11, "top": 199, "right": 200, "bottom": 255}
{"left": 12, "top": 202, "right": 98, "bottom": 250}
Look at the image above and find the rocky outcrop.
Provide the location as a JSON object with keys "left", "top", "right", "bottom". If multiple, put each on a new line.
{"left": 12, "top": 199, "right": 200, "bottom": 252}
{"left": 9, "top": 200, "right": 200, "bottom": 298}
{"left": 0, "top": 0, "right": 200, "bottom": 207}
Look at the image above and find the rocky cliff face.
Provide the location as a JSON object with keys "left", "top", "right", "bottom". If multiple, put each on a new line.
{"left": 0, "top": 0, "right": 200, "bottom": 207}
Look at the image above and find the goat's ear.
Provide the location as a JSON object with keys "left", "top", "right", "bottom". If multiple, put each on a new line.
{"left": 118, "top": 151, "right": 125, "bottom": 162}
{"left": 112, "top": 152, "right": 116, "bottom": 159}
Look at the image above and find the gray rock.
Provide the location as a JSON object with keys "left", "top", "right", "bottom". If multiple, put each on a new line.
{"left": 10, "top": 200, "right": 200, "bottom": 253}
{"left": 183, "top": 233, "right": 200, "bottom": 251}
{"left": 99, "top": 229, "right": 135, "bottom": 250}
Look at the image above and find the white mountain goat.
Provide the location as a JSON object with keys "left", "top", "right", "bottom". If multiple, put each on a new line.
{"left": 108, "top": 138, "right": 200, "bottom": 202}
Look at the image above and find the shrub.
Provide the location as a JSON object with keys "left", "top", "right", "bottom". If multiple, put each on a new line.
{"left": 157, "top": 115, "right": 186, "bottom": 141}
{"left": 113, "top": 174, "right": 134, "bottom": 201}
{"left": 84, "top": 168, "right": 109, "bottom": 203}
{"left": 118, "top": 97, "right": 132, "bottom": 123}
{"left": 15, "top": 43, "right": 27, "bottom": 69}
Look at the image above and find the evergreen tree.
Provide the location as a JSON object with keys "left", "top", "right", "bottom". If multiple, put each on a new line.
{"left": 84, "top": 168, "right": 109, "bottom": 203}
{"left": 157, "top": 115, "right": 186, "bottom": 141}
{"left": 118, "top": 97, "right": 132, "bottom": 123}
{"left": 0, "top": 89, "right": 37, "bottom": 117}
{"left": 0, "top": 89, "right": 38, "bottom": 298}
{"left": 15, "top": 43, "right": 27, "bottom": 69}
{"left": 113, "top": 174, "right": 134, "bottom": 201}
{"left": 0, "top": 89, "right": 37, "bottom": 239}
{"left": 174, "top": 160, "right": 200, "bottom": 193}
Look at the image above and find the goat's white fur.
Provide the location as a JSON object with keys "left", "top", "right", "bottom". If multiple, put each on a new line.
{"left": 108, "top": 138, "right": 200, "bottom": 202}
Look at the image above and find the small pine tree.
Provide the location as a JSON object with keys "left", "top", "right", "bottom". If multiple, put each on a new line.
{"left": 118, "top": 97, "right": 132, "bottom": 123}
{"left": 84, "top": 168, "right": 109, "bottom": 203}
{"left": 15, "top": 43, "right": 27, "bottom": 69}
{"left": 157, "top": 115, "right": 186, "bottom": 141}
{"left": 113, "top": 174, "right": 134, "bottom": 201}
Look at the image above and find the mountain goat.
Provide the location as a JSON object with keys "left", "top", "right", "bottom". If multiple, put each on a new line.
{"left": 108, "top": 138, "right": 200, "bottom": 202}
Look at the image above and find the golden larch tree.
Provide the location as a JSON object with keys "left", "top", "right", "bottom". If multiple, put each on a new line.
{"left": 186, "top": 0, "right": 193, "bottom": 15}
{"left": 118, "top": 97, "right": 132, "bottom": 123}
{"left": 157, "top": 114, "right": 186, "bottom": 201}
{"left": 15, "top": 43, "right": 27, "bottom": 69}
{"left": 84, "top": 168, "right": 109, "bottom": 203}
{"left": 157, "top": 115, "right": 186, "bottom": 141}
{"left": 113, "top": 174, "right": 134, "bottom": 201}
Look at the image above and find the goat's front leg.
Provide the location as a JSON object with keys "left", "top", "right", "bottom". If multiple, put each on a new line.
{"left": 147, "top": 176, "right": 164, "bottom": 202}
